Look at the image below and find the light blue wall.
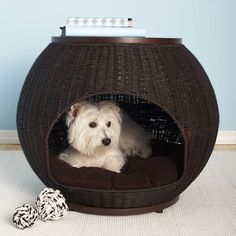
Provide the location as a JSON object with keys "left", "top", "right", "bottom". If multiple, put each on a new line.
{"left": 0, "top": 0, "right": 235, "bottom": 130}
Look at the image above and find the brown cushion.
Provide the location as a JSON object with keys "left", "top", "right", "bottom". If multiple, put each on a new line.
{"left": 50, "top": 142, "right": 183, "bottom": 190}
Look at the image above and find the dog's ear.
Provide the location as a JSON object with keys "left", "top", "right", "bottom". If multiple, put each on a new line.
{"left": 99, "top": 101, "right": 122, "bottom": 124}
{"left": 99, "top": 101, "right": 120, "bottom": 113}
{"left": 66, "top": 102, "right": 85, "bottom": 126}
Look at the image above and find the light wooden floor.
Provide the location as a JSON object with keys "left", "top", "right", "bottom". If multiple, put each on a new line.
{"left": 0, "top": 144, "right": 236, "bottom": 151}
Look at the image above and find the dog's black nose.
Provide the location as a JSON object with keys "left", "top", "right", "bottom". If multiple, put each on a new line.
{"left": 102, "top": 138, "right": 111, "bottom": 146}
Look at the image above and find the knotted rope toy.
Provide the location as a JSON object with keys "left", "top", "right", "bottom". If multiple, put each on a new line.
{"left": 36, "top": 188, "right": 68, "bottom": 221}
{"left": 12, "top": 204, "right": 38, "bottom": 229}
{"left": 12, "top": 188, "right": 68, "bottom": 229}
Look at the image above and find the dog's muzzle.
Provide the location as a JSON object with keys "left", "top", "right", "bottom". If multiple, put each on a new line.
{"left": 102, "top": 138, "right": 111, "bottom": 146}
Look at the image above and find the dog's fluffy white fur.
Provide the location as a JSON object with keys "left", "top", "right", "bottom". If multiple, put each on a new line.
{"left": 59, "top": 101, "right": 152, "bottom": 173}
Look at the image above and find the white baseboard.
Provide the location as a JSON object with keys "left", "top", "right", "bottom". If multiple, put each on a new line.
{"left": 0, "top": 130, "right": 19, "bottom": 144}
{"left": 0, "top": 130, "right": 235, "bottom": 145}
{"left": 215, "top": 130, "right": 236, "bottom": 145}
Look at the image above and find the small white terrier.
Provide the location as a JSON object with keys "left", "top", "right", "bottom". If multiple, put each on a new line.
{"left": 59, "top": 101, "right": 152, "bottom": 173}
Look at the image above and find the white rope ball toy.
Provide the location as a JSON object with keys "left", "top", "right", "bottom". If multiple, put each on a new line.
{"left": 12, "top": 188, "right": 69, "bottom": 230}
{"left": 35, "top": 188, "right": 68, "bottom": 221}
{"left": 12, "top": 204, "right": 38, "bottom": 230}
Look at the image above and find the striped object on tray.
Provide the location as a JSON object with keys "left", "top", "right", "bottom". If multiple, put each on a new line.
{"left": 66, "top": 17, "right": 133, "bottom": 27}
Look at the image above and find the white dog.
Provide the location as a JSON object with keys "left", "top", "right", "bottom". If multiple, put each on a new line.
{"left": 59, "top": 101, "right": 152, "bottom": 173}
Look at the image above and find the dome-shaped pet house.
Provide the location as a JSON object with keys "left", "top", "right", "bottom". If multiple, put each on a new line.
{"left": 17, "top": 37, "right": 219, "bottom": 215}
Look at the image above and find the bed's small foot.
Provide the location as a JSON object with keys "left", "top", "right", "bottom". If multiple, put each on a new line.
{"left": 155, "top": 209, "right": 163, "bottom": 213}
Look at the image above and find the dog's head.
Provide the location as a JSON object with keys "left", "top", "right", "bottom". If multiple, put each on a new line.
{"left": 66, "top": 101, "right": 122, "bottom": 156}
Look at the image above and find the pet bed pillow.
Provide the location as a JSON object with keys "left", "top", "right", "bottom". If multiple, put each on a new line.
{"left": 50, "top": 142, "right": 183, "bottom": 190}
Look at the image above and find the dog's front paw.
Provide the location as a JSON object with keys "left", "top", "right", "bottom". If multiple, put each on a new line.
{"left": 59, "top": 153, "right": 69, "bottom": 161}
{"left": 59, "top": 152, "right": 83, "bottom": 168}
{"left": 103, "top": 153, "right": 126, "bottom": 173}
{"left": 103, "top": 160, "right": 124, "bottom": 173}
{"left": 105, "top": 166, "right": 122, "bottom": 173}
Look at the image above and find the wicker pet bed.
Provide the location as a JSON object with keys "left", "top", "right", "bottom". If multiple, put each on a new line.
{"left": 17, "top": 37, "right": 219, "bottom": 215}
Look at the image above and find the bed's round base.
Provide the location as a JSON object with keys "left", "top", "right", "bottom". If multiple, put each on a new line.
{"left": 67, "top": 195, "right": 180, "bottom": 216}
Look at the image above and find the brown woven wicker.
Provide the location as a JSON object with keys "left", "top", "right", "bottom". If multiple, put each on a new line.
{"left": 17, "top": 37, "right": 219, "bottom": 215}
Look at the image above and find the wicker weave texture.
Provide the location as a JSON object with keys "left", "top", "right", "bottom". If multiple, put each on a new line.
{"left": 17, "top": 41, "right": 219, "bottom": 208}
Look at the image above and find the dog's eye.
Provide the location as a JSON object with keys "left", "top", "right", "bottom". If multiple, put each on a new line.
{"left": 106, "top": 121, "right": 111, "bottom": 127}
{"left": 89, "top": 122, "right": 97, "bottom": 128}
